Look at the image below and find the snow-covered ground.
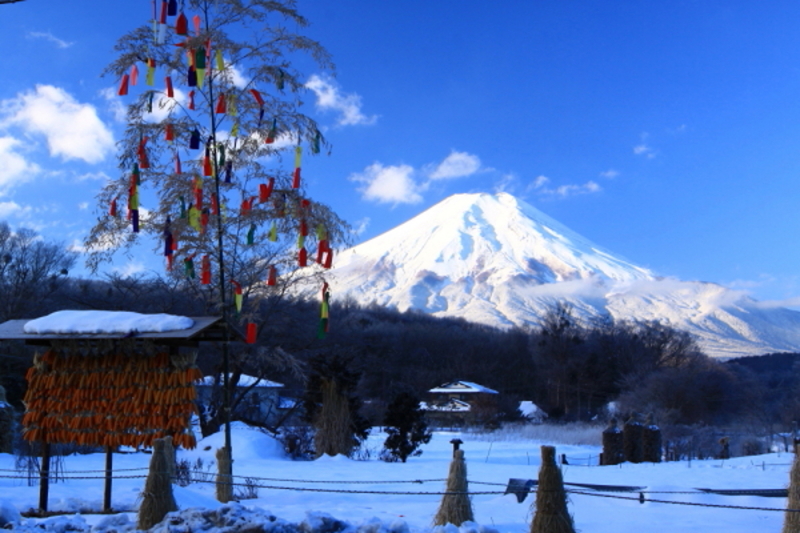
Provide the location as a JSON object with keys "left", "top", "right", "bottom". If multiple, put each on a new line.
{"left": 0, "top": 423, "right": 794, "bottom": 532}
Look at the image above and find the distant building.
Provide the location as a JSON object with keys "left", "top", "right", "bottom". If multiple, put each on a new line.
{"left": 421, "top": 380, "right": 499, "bottom": 427}
{"left": 195, "top": 374, "right": 297, "bottom": 427}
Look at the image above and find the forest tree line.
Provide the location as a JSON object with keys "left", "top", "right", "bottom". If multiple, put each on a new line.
{"left": 0, "top": 222, "right": 798, "bottom": 435}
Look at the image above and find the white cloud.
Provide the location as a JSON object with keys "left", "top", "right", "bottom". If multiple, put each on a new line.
{"left": 599, "top": 169, "right": 619, "bottom": 179}
{"left": 1, "top": 85, "right": 114, "bottom": 163}
{"left": 228, "top": 65, "right": 249, "bottom": 89}
{"left": 428, "top": 151, "right": 481, "bottom": 180}
{"left": 352, "top": 217, "right": 370, "bottom": 236}
{"left": 633, "top": 143, "right": 656, "bottom": 158}
{"left": 349, "top": 163, "right": 422, "bottom": 205}
{"left": 0, "top": 136, "right": 40, "bottom": 196}
{"left": 75, "top": 171, "right": 112, "bottom": 182}
{"left": 530, "top": 175, "right": 601, "bottom": 197}
{"left": 531, "top": 175, "right": 549, "bottom": 189}
{"left": 100, "top": 87, "right": 127, "bottom": 123}
{"left": 78, "top": 202, "right": 89, "bottom": 210}
{"left": 113, "top": 261, "right": 147, "bottom": 278}
{"left": 0, "top": 200, "right": 31, "bottom": 219}
{"left": 305, "top": 75, "right": 377, "bottom": 127}
{"left": 27, "top": 31, "right": 74, "bottom": 49}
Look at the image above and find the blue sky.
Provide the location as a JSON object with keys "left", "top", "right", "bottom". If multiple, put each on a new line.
{"left": 2, "top": 0, "right": 800, "bottom": 305}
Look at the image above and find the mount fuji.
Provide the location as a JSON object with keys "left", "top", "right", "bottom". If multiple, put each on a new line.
{"left": 324, "top": 192, "right": 800, "bottom": 358}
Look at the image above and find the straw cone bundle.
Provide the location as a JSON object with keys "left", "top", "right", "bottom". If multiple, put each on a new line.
{"left": 216, "top": 447, "right": 233, "bottom": 503}
{"left": 602, "top": 418, "right": 623, "bottom": 466}
{"left": 783, "top": 444, "right": 800, "bottom": 533}
{"left": 623, "top": 416, "right": 644, "bottom": 464}
{"left": 314, "top": 379, "right": 354, "bottom": 458}
{"left": 642, "top": 414, "right": 662, "bottom": 463}
{"left": 530, "top": 445, "right": 575, "bottom": 533}
{"left": 433, "top": 449, "right": 474, "bottom": 526}
{"left": 137, "top": 437, "right": 178, "bottom": 530}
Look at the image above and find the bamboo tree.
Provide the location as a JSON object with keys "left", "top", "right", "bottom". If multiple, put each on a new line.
{"left": 85, "top": 0, "right": 348, "bottom": 476}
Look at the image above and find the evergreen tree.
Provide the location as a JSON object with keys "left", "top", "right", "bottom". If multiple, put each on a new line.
{"left": 382, "top": 392, "right": 431, "bottom": 463}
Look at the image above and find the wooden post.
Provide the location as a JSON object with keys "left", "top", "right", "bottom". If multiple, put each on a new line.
{"left": 103, "top": 446, "right": 113, "bottom": 512}
{"left": 38, "top": 442, "right": 51, "bottom": 513}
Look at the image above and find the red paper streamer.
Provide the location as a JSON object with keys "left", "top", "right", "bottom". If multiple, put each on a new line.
{"left": 215, "top": 93, "right": 226, "bottom": 114}
{"left": 117, "top": 74, "right": 129, "bottom": 96}
{"left": 165, "top": 123, "right": 174, "bottom": 142}
{"left": 201, "top": 255, "right": 211, "bottom": 284}
{"left": 211, "top": 193, "right": 219, "bottom": 215}
{"left": 246, "top": 323, "right": 257, "bottom": 344}
{"left": 267, "top": 266, "right": 277, "bottom": 286}
{"left": 130, "top": 65, "right": 139, "bottom": 86}
{"left": 165, "top": 76, "right": 174, "bottom": 98}
{"left": 176, "top": 12, "right": 188, "bottom": 35}
{"left": 259, "top": 177, "right": 275, "bottom": 202}
{"left": 298, "top": 247, "right": 308, "bottom": 267}
{"left": 249, "top": 89, "right": 265, "bottom": 106}
{"left": 108, "top": 197, "right": 117, "bottom": 217}
{"left": 292, "top": 168, "right": 300, "bottom": 189}
{"left": 188, "top": 90, "right": 195, "bottom": 110}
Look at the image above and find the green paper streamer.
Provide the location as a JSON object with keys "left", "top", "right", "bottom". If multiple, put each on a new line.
{"left": 247, "top": 223, "right": 256, "bottom": 245}
{"left": 268, "top": 222, "right": 277, "bottom": 242}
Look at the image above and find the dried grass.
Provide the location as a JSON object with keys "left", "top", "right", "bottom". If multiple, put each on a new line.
{"left": 433, "top": 449, "right": 473, "bottom": 526}
{"left": 530, "top": 445, "right": 575, "bottom": 533}
{"left": 137, "top": 437, "right": 177, "bottom": 530}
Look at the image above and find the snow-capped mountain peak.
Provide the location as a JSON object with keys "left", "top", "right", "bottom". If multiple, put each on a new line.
{"left": 325, "top": 192, "right": 800, "bottom": 358}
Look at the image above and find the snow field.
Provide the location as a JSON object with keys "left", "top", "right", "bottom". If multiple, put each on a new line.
{"left": 0, "top": 423, "right": 793, "bottom": 532}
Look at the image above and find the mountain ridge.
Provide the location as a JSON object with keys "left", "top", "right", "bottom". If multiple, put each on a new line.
{"left": 322, "top": 192, "right": 800, "bottom": 358}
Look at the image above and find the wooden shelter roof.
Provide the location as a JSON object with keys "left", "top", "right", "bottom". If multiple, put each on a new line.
{"left": 0, "top": 316, "right": 225, "bottom": 346}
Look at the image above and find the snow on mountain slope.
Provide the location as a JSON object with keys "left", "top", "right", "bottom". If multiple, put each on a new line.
{"left": 324, "top": 192, "right": 800, "bottom": 358}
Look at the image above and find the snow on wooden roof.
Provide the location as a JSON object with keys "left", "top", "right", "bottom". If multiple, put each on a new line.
{"left": 420, "top": 399, "right": 472, "bottom": 412}
{"left": 0, "top": 311, "right": 224, "bottom": 345}
{"left": 428, "top": 380, "right": 498, "bottom": 394}
{"left": 198, "top": 374, "right": 283, "bottom": 388}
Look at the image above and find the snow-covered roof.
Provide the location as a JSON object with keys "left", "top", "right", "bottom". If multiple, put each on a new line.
{"left": 428, "top": 381, "right": 498, "bottom": 394}
{"left": 198, "top": 374, "right": 283, "bottom": 388}
{"left": 23, "top": 310, "right": 194, "bottom": 334}
{"left": 0, "top": 313, "right": 223, "bottom": 344}
{"left": 420, "top": 399, "right": 472, "bottom": 412}
{"left": 519, "top": 401, "right": 547, "bottom": 418}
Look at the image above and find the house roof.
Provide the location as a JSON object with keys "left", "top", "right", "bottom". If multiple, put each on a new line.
{"left": 428, "top": 380, "right": 498, "bottom": 394}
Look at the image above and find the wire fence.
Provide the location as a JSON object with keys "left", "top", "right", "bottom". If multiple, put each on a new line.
{"left": 2, "top": 466, "right": 797, "bottom": 514}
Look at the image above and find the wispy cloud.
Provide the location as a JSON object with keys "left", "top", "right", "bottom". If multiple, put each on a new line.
{"left": 428, "top": 151, "right": 482, "bottom": 180}
{"left": 351, "top": 217, "right": 370, "bottom": 236}
{"left": 349, "top": 163, "right": 422, "bottom": 205}
{"left": 27, "top": 31, "right": 74, "bottom": 49}
{"left": 305, "top": 75, "right": 377, "bottom": 126}
{"left": 530, "top": 175, "right": 601, "bottom": 197}
{"left": 633, "top": 132, "right": 657, "bottom": 158}
{"left": 1, "top": 84, "right": 114, "bottom": 164}
{"left": 599, "top": 169, "right": 619, "bottom": 179}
